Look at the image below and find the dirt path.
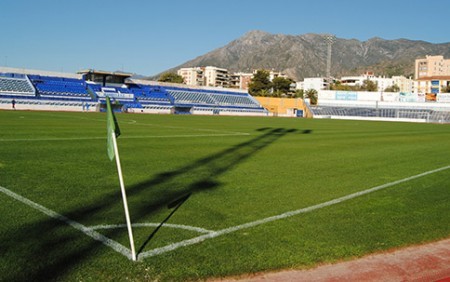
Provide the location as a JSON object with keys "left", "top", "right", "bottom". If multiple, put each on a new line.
{"left": 213, "top": 238, "right": 450, "bottom": 281}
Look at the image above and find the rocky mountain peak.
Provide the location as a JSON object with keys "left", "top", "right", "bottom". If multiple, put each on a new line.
{"left": 154, "top": 30, "right": 450, "bottom": 81}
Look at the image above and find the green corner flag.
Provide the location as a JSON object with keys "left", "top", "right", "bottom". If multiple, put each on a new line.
{"left": 105, "top": 96, "right": 137, "bottom": 261}
{"left": 106, "top": 97, "right": 121, "bottom": 161}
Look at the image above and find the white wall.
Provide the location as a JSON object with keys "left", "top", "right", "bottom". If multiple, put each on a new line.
{"left": 0, "top": 99, "right": 97, "bottom": 112}
{"left": 318, "top": 90, "right": 431, "bottom": 103}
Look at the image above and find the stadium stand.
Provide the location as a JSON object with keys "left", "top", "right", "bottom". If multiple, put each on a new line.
{"left": 28, "top": 75, "right": 92, "bottom": 101}
{"left": 167, "top": 89, "right": 218, "bottom": 105}
{"left": 128, "top": 84, "right": 172, "bottom": 106}
{"left": 0, "top": 67, "right": 269, "bottom": 115}
{"left": 0, "top": 73, "right": 36, "bottom": 97}
{"left": 165, "top": 87, "right": 262, "bottom": 108}
{"left": 308, "top": 102, "right": 450, "bottom": 123}
{"left": 210, "top": 93, "right": 261, "bottom": 108}
{"left": 162, "top": 86, "right": 266, "bottom": 115}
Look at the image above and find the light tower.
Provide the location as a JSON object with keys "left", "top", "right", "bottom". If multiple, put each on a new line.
{"left": 323, "top": 34, "right": 336, "bottom": 89}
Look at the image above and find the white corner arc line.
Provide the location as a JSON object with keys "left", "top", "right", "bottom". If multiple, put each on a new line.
{"left": 0, "top": 186, "right": 132, "bottom": 260}
{"left": 87, "top": 223, "right": 214, "bottom": 234}
{"left": 138, "top": 165, "right": 450, "bottom": 260}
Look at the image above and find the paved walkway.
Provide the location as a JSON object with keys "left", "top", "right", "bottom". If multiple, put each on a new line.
{"left": 214, "top": 238, "right": 450, "bottom": 281}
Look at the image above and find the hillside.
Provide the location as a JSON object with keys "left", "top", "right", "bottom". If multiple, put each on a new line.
{"left": 152, "top": 30, "right": 450, "bottom": 81}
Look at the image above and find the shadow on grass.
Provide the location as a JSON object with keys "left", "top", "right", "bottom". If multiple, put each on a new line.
{"left": 137, "top": 193, "right": 191, "bottom": 255}
{"left": 0, "top": 127, "right": 308, "bottom": 281}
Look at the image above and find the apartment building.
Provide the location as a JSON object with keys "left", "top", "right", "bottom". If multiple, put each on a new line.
{"left": 229, "top": 72, "right": 253, "bottom": 89}
{"left": 268, "top": 70, "right": 289, "bottom": 81}
{"left": 178, "top": 66, "right": 235, "bottom": 88}
{"left": 414, "top": 55, "right": 450, "bottom": 94}
{"left": 177, "top": 67, "right": 204, "bottom": 86}
{"left": 177, "top": 66, "right": 293, "bottom": 90}
{"left": 392, "top": 76, "right": 414, "bottom": 93}
{"left": 415, "top": 55, "right": 450, "bottom": 79}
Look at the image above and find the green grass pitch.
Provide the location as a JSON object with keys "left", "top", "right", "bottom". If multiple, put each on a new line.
{"left": 0, "top": 110, "right": 449, "bottom": 281}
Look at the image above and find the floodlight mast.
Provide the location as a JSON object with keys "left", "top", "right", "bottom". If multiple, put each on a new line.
{"left": 323, "top": 34, "right": 336, "bottom": 90}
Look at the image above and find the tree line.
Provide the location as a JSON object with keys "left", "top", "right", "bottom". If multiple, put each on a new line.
{"left": 247, "top": 70, "right": 317, "bottom": 103}
{"left": 330, "top": 79, "right": 399, "bottom": 92}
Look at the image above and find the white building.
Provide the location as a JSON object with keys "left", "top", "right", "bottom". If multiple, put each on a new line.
{"left": 177, "top": 66, "right": 295, "bottom": 90}
{"left": 340, "top": 72, "right": 412, "bottom": 92}
{"left": 392, "top": 76, "right": 414, "bottom": 93}
{"left": 341, "top": 72, "right": 376, "bottom": 88}
{"left": 177, "top": 67, "right": 204, "bottom": 86}
{"left": 204, "top": 66, "right": 229, "bottom": 87}
{"left": 373, "top": 76, "right": 395, "bottom": 92}
{"left": 268, "top": 70, "right": 289, "bottom": 81}
{"left": 297, "top": 77, "right": 328, "bottom": 91}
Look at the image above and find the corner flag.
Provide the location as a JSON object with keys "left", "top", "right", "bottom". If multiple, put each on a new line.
{"left": 106, "top": 96, "right": 137, "bottom": 261}
{"left": 106, "top": 97, "right": 121, "bottom": 161}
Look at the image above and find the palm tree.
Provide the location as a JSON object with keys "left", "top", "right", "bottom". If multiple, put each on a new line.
{"left": 305, "top": 89, "right": 318, "bottom": 105}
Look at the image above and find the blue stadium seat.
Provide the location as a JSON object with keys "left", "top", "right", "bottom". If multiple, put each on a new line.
{"left": 29, "top": 75, "right": 92, "bottom": 101}
{"left": 0, "top": 75, "right": 36, "bottom": 97}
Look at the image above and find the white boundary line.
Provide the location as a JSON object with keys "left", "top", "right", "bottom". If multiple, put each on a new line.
{"left": 138, "top": 164, "right": 450, "bottom": 260}
{"left": 0, "top": 186, "right": 132, "bottom": 260}
{"left": 88, "top": 223, "right": 214, "bottom": 234}
{"left": 0, "top": 133, "right": 250, "bottom": 142}
{"left": 0, "top": 137, "right": 106, "bottom": 142}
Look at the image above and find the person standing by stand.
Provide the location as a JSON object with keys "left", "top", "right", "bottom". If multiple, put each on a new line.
{"left": 12, "top": 99, "right": 16, "bottom": 110}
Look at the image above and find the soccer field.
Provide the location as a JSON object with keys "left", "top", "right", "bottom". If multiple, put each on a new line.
{"left": 0, "top": 110, "right": 449, "bottom": 281}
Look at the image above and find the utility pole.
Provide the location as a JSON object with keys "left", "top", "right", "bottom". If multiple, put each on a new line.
{"left": 323, "top": 34, "right": 336, "bottom": 90}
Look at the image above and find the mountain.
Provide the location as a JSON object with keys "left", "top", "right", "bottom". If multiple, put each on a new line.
{"left": 152, "top": 30, "right": 450, "bottom": 81}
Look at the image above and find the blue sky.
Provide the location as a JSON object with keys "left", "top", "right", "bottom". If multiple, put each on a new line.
{"left": 1, "top": 0, "right": 449, "bottom": 76}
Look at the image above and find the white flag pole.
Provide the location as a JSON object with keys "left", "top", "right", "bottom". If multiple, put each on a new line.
{"left": 111, "top": 130, "right": 137, "bottom": 261}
